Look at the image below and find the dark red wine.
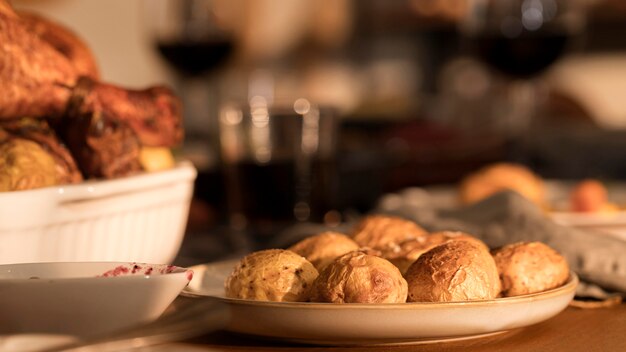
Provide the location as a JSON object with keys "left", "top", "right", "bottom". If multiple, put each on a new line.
{"left": 473, "top": 31, "right": 570, "bottom": 78}
{"left": 226, "top": 159, "right": 296, "bottom": 223}
{"left": 222, "top": 156, "right": 338, "bottom": 235}
{"left": 156, "top": 39, "right": 233, "bottom": 76}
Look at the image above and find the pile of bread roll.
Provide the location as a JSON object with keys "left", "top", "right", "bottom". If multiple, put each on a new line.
{"left": 224, "top": 214, "right": 570, "bottom": 303}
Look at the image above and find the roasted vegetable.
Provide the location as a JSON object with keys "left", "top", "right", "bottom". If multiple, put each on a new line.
{"left": 1, "top": 118, "right": 82, "bottom": 184}
{"left": 0, "top": 138, "right": 58, "bottom": 191}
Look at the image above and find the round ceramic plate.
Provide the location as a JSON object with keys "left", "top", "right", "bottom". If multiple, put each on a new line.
{"left": 184, "top": 259, "right": 578, "bottom": 345}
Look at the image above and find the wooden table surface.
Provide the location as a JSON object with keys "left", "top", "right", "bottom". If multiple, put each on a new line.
{"left": 150, "top": 303, "right": 626, "bottom": 352}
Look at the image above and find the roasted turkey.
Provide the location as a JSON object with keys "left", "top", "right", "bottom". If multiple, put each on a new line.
{"left": 0, "top": 0, "right": 183, "bottom": 179}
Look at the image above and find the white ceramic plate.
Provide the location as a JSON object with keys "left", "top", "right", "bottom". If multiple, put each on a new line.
{"left": 184, "top": 259, "right": 577, "bottom": 345}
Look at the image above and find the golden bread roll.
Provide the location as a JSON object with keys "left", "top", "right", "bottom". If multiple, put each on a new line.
{"left": 225, "top": 249, "right": 318, "bottom": 302}
{"left": 459, "top": 162, "right": 545, "bottom": 206}
{"left": 383, "top": 231, "right": 488, "bottom": 274}
{"left": 0, "top": 138, "right": 57, "bottom": 191}
{"left": 351, "top": 214, "right": 427, "bottom": 250}
{"left": 311, "top": 250, "right": 408, "bottom": 303}
{"left": 492, "top": 242, "right": 569, "bottom": 297}
{"left": 405, "top": 241, "right": 500, "bottom": 302}
{"left": 428, "top": 231, "right": 489, "bottom": 251}
{"left": 288, "top": 232, "right": 360, "bottom": 271}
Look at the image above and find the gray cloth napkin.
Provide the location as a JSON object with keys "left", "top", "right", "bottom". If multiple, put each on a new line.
{"left": 376, "top": 190, "right": 626, "bottom": 297}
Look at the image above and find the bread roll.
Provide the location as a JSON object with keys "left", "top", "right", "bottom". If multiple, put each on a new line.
{"left": 311, "top": 250, "right": 408, "bottom": 303}
{"left": 351, "top": 214, "right": 427, "bottom": 250}
{"left": 405, "top": 241, "right": 500, "bottom": 302}
{"left": 492, "top": 241, "right": 569, "bottom": 297}
{"left": 459, "top": 162, "right": 544, "bottom": 206}
{"left": 383, "top": 231, "right": 488, "bottom": 274}
{"left": 288, "top": 232, "right": 360, "bottom": 271}
{"left": 225, "top": 249, "right": 318, "bottom": 302}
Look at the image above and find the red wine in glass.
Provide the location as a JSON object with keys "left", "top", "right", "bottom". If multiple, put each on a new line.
{"left": 156, "top": 38, "right": 234, "bottom": 76}
{"left": 463, "top": 0, "right": 585, "bottom": 79}
{"left": 473, "top": 29, "right": 570, "bottom": 78}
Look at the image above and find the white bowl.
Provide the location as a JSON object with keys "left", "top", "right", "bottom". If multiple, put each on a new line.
{"left": 0, "top": 262, "right": 193, "bottom": 337}
{"left": 0, "top": 162, "right": 197, "bottom": 264}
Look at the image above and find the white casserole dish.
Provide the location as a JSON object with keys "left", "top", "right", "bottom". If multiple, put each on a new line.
{"left": 0, "top": 161, "right": 197, "bottom": 264}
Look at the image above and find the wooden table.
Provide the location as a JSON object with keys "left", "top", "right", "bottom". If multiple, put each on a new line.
{"left": 150, "top": 303, "right": 626, "bottom": 352}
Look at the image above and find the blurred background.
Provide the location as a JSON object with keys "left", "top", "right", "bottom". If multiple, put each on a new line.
{"left": 14, "top": 0, "right": 626, "bottom": 262}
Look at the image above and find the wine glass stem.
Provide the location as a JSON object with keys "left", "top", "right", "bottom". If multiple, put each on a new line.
{"left": 178, "top": 76, "right": 222, "bottom": 167}
{"left": 505, "top": 78, "right": 541, "bottom": 134}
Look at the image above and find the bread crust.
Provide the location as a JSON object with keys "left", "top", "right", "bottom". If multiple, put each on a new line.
{"left": 383, "top": 231, "right": 488, "bottom": 274}
{"left": 225, "top": 249, "right": 318, "bottom": 302}
{"left": 288, "top": 232, "right": 360, "bottom": 271}
{"left": 351, "top": 215, "right": 427, "bottom": 250}
{"left": 492, "top": 241, "right": 569, "bottom": 297}
{"left": 459, "top": 163, "right": 545, "bottom": 206}
{"left": 311, "top": 250, "right": 408, "bottom": 303}
{"left": 405, "top": 241, "right": 501, "bottom": 302}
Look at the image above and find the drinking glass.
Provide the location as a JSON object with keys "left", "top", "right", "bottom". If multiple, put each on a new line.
{"left": 219, "top": 97, "right": 339, "bottom": 246}
{"left": 460, "top": 0, "right": 586, "bottom": 133}
{"left": 142, "top": 0, "right": 235, "bottom": 166}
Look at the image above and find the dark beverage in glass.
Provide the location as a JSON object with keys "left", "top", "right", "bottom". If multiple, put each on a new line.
{"left": 220, "top": 102, "right": 338, "bottom": 242}
{"left": 462, "top": 0, "right": 585, "bottom": 79}
{"left": 473, "top": 30, "right": 570, "bottom": 78}
{"left": 225, "top": 158, "right": 296, "bottom": 226}
{"left": 224, "top": 156, "right": 337, "bottom": 237}
{"left": 458, "top": 0, "right": 586, "bottom": 134}
{"left": 155, "top": 39, "right": 234, "bottom": 76}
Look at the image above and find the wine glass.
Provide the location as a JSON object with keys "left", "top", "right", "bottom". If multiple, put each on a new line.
{"left": 142, "top": 0, "right": 239, "bottom": 259}
{"left": 148, "top": 0, "right": 234, "bottom": 76}
{"left": 460, "top": 0, "right": 586, "bottom": 134}
{"left": 142, "top": 0, "right": 236, "bottom": 168}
